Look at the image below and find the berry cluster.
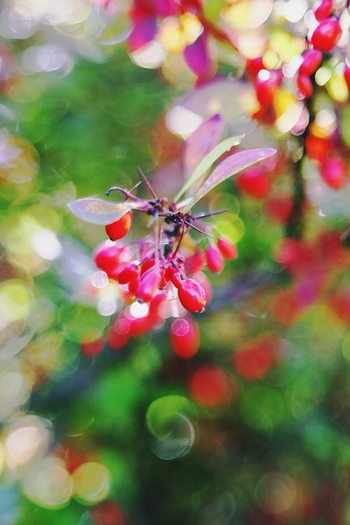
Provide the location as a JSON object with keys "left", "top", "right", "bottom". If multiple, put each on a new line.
{"left": 91, "top": 180, "right": 238, "bottom": 355}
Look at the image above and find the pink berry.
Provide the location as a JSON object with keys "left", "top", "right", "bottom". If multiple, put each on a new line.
{"left": 310, "top": 18, "right": 342, "bottom": 52}
{"left": 177, "top": 278, "right": 207, "bottom": 313}
{"left": 205, "top": 245, "right": 224, "bottom": 274}
{"left": 321, "top": 157, "right": 347, "bottom": 189}
{"left": 136, "top": 269, "right": 161, "bottom": 303}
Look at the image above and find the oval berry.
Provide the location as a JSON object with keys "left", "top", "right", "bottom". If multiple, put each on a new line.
{"left": 169, "top": 316, "right": 200, "bottom": 359}
{"left": 105, "top": 210, "right": 132, "bottom": 241}
{"left": 320, "top": 157, "right": 347, "bottom": 189}
{"left": 314, "top": 0, "right": 333, "bottom": 20}
{"left": 137, "top": 269, "right": 161, "bottom": 303}
{"left": 299, "top": 49, "right": 322, "bottom": 76}
{"left": 344, "top": 65, "right": 350, "bottom": 93}
{"left": 177, "top": 278, "right": 207, "bottom": 313}
{"left": 205, "top": 245, "right": 224, "bottom": 274}
{"left": 235, "top": 167, "right": 271, "bottom": 199}
{"left": 117, "top": 262, "right": 140, "bottom": 285}
{"left": 297, "top": 73, "right": 313, "bottom": 98}
{"left": 310, "top": 18, "right": 342, "bottom": 52}
{"left": 217, "top": 238, "right": 238, "bottom": 260}
{"left": 93, "top": 242, "right": 124, "bottom": 276}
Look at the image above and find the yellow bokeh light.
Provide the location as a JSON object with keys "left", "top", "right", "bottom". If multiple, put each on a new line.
{"left": 72, "top": 462, "right": 111, "bottom": 504}
{"left": 0, "top": 279, "right": 32, "bottom": 323}
{"left": 326, "top": 74, "right": 348, "bottom": 103}
{"left": 214, "top": 214, "right": 245, "bottom": 244}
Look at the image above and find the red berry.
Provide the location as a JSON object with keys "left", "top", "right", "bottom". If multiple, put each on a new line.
{"left": 233, "top": 337, "right": 279, "bottom": 380}
{"left": 314, "top": 0, "right": 333, "bottom": 20}
{"left": 191, "top": 271, "right": 213, "bottom": 303}
{"left": 297, "top": 73, "right": 313, "bottom": 98}
{"left": 107, "top": 317, "right": 130, "bottom": 350}
{"left": 263, "top": 194, "right": 293, "bottom": 224}
{"left": 245, "top": 56, "right": 264, "bottom": 79}
{"left": 189, "top": 366, "right": 234, "bottom": 406}
{"left": 136, "top": 269, "right": 161, "bottom": 303}
{"left": 321, "top": 157, "right": 347, "bottom": 189}
{"left": 344, "top": 65, "right": 350, "bottom": 93}
{"left": 254, "top": 70, "right": 281, "bottom": 107}
{"left": 299, "top": 49, "right": 322, "bottom": 76}
{"left": 169, "top": 316, "right": 200, "bottom": 359}
{"left": 217, "top": 238, "right": 238, "bottom": 260}
{"left": 235, "top": 167, "right": 271, "bottom": 199}
{"left": 205, "top": 245, "right": 224, "bottom": 274}
{"left": 310, "top": 18, "right": 342, "bottom": 52}
{"left": 177, "top": 278, "right": 207, "bottom": 313}
{"left": 93, "top": 242, "right": 124, "bottom": 275}
{"left": 304, "top": 134, "right": 332, "bottom": 163}
{"left": 117, "top": 262, "right": 140, "bottom": 285}
{"left": 105, "top": 210, "right": 132, "bottom": 241}
{"left": 170, "top": 270, "right": 184, "bottom": 289}
{"left": 81, "top": 336, "right": 104, "bottom": 358}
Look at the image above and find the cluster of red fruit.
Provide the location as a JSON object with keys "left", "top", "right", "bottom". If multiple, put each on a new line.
{"left": 92, "top": 200, "right": 238, "bottom": 357}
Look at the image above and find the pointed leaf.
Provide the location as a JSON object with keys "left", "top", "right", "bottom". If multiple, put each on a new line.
{"left": 184, "top": 114, "right": 225, "bottom": 178}
{"left": 183, "top": 148, "right": 277, "bottom": 212}
{"left": 68, "top": 197, "right": 143, "bottom": 225}
{"left": 173, "top": 134, "right": 244, "bottom": 203}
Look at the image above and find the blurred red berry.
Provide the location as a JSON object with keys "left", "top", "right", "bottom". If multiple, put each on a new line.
{"left": 254, "top": 70, "right": 281, "bottom": 106}
{"left": 344, "top": 65, "right": 350, "bottom": 93}
{"left": 169, "top": 316, "right": 200, "bottom": 358}
{"left": 233, "top": 337, "right": 279, "bottom": 380}
{"left": 297, "top": 73, "right": 313, "bottom": 98}
{"left": 310, "top": 18, "right": 342, "bottom": 52}
{"left": 304, "top": 134, "right": 332, "bottom": 163}
{"left": 205, "top": 245, "right": 224, "bottom": 274}
{"left": 314, "top": 0, "right": 333, "bottom": 20}
{"left": 189, "top": 366, "right": 234, "bottom": 406}
{"left": 217, "top": 238, "right": 238, "bottom": 260}
{"left": 299, "top": 49, "right": 323, "bottom": 76}
{"left": 235, "top": 167, "right": 271, "bottom": 199}
{"left": 321, "top": 157, "right": 347, "bottom": 189}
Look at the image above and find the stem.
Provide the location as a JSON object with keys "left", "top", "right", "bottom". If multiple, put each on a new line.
{"left": 284, "top": 151, "right": 306, "bottom": 240}
{"left": 137, "top": 167, "right": 158, "bottom": 199}
{"left": 106, "top": 186, "right": 141, "bottom": 201}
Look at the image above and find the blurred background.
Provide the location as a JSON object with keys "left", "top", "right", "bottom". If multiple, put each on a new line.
{"left": 1, "top": 0, "right": 350, "bottom": 524}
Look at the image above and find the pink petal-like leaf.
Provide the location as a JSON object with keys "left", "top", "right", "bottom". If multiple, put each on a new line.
{"left": 184, "top": 114, "right": 225, "bottom": 178}
{"left": 128, "top": 16, "right": 157, "bottom": 52}
{"left": 183, "top": 34, "right": 211, "bottom": 77}
{"left": 183, "top": 148, "right": 277, "bottom": 211}
{"left": 68, "top": 197, "right": 142, "bottom": 225}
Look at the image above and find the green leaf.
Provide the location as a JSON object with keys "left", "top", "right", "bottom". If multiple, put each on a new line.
{"left": 173, "top": 135, "right": 244, "bottom": 203}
